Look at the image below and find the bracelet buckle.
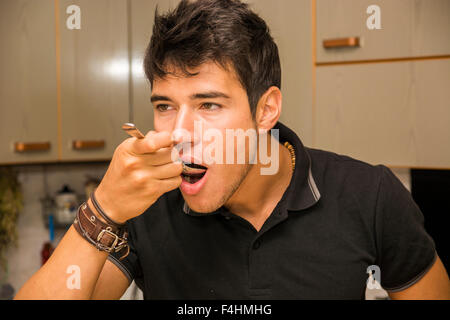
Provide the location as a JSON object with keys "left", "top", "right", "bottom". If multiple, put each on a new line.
{"left": 96, "top": 229, "right": 119, "bottom": 252}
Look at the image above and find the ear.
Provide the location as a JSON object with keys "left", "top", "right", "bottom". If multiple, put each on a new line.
{"left": 255, "top": 86, "right": 282, "bottom": 133}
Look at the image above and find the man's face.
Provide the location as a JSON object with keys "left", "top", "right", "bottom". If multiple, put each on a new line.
{"left": 152, "top": 61, "right": 256, "bottom": 213}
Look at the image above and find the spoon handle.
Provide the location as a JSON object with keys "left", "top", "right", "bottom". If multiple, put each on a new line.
{"left": 122, "top": 123, "right": 145, "bottom": 139}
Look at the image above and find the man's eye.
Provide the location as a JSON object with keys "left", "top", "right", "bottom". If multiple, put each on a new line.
{"left": 201, "top": 103, "right": 221, "bottom": 111}
{"left": 156, "top": 104, "right": 172, "bottom": 112}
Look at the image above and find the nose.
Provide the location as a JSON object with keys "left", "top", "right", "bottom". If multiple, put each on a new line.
{"left": 171, "top": 106, "right": 205, "bottom": 164}
{"left": 171, "top": 105, "right": 194, "bottom": 145}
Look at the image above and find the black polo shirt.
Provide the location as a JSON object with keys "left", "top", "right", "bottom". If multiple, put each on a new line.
{"left": 108, "top": 122, "right": 436, "bottom": 299}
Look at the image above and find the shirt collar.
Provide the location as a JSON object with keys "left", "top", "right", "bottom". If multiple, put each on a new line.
{"left": 182, "top": 121, "right": 321, "bottom": 215}
{"left": 274, "top": 121, "right": 321, "bottom": 211}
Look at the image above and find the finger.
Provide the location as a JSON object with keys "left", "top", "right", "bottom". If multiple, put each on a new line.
{"left": 142, "top": 146, "right": 178, "bottom": 166}
{"left": 153, "top": 161, "right": 183, "bottom": 180}
{"left": 131, "top": 131, "right": 174, "bottom": 155}
{"left": 158, "top": 175, "right": 182, "bottom": 194}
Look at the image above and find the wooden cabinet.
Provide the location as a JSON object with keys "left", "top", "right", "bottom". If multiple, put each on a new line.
{"left": 58, "top": 0, "right": 129, "bottom": 160}
{"left": 314, "top": 0, "right": 450, "bottom": 168}
{"left": 1, "top": 0, "right": 448, "bottom": 168}
{"left": 0, "top": 0, "right": 130, "bottom": 164}
{"left": 315, "top": 59, "right": 450, "bottom": 168}
{"left": 0, "top": 0, "right": 58, "bottom": 164}
{"left": 316, "top": 0, "right": 450, "bottom": 63}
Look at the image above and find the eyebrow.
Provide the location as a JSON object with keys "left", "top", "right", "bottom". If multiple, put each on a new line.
{"left": 150, "top": 91, "right": 230, "bottom": 103}
{"left": 150, "top": 95, "right": 172, "bottom": 103}
{"left": 190, "top": 91, "right": 230, "bottom": 100}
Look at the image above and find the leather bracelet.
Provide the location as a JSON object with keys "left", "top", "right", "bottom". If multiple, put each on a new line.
{"left": 73, "top": 202, "right": 129, "bottom": 260}
{"left": 90, "top": 190, "right": 125, "bottom": 228}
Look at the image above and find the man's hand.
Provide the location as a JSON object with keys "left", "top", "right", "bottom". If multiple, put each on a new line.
{"left": 94, "top": 130, "right": 182, "bottom": 223}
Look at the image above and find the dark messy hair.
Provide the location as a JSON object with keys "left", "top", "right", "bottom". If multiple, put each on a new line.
{"left": 144, "top": 0, "right": 281, "bottom": 116}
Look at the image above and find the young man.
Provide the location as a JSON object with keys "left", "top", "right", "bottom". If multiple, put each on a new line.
{"left": 16, "top": 0, "right": 448, "bottom": 299}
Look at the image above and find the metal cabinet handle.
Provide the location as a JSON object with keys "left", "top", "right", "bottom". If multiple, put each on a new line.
{"left": 14, "top": 142, "right": 51, "bottom": 152}
{"left": 72, "top": 140, "right": 105, "bottom": 150}
{"left": 323, "top": 37, "right": 360, "bottom": 49}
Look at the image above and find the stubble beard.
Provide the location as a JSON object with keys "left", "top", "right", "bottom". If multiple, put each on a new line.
{"left": 188, "top": 162, "right": 253, "bottom": 214}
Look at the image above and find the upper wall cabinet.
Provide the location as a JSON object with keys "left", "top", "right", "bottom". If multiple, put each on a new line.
{"left": 0, "top": 0, "right": 130, "bottom": 164}
{"left": 0, "top": 0, "right": 59, "bottom": 164}
{"left": 59, "top": 0, "right": 129, "bottom": 161}
{"left": 316, "top": 0, "right": 450, "bottom": 63}
{"left": 315, "top": 59, "right": 450, "bottom": 168}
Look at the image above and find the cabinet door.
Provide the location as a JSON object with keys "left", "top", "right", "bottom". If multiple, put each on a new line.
{"left": 316, "top": 0, "right": 450, "bottom": 63}
{"left": 0, "top": 0, "right": 58, "bottom": 164}
{"left": 59, "top": 0, "right": 129, "bottom": 160}
{"left": 315, "top": 59, "right": 450, "bottom": 168}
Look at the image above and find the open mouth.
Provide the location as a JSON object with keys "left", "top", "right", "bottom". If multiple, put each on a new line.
{"left": 181, "top": 162, "right": 208, "bottom": 184}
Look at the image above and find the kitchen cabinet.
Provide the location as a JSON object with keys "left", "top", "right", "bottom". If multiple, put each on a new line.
{"left": 58, "top": 0, "right": 129, "bottom": 161}
{"left": 316, "top": 0, "right": 450, "bottom": 64}
{"left": 315, "top": 59, "right": 450, "bottom": 168}
{"left": 2, "top": 0, "right": 448, "bottom": 168}
{"left": 0, "top": 0, "right": 59, "bottom": 164}
{"left": 0, "top": 0, "right": 130, "bottom": 164}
